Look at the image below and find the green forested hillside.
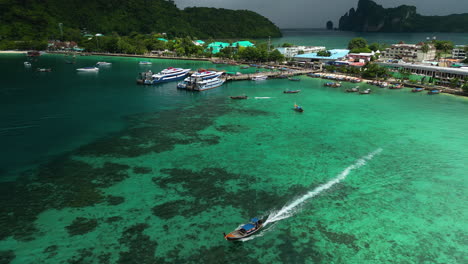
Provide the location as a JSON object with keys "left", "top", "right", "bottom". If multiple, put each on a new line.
{"left": 0, "top": 0, "right": 281, "bottom": 42}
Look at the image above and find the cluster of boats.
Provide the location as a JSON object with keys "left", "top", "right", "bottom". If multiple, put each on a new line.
{"left": 76, "top": 62, "right": 112, "bottom": 72}
{"left": 177, "top": 70, "right": 226, "bottom": 91}
{"left": 324, "top": 82, "right": 342, "bottom": 87}
{"left": 345, "top": 87, "right": 372, "bottom": 94}
{"left": 309, "top": 73, "right": 362, "bottom": 83}
{"left": 136, "top": 67, "right": 226, "bottom": 91}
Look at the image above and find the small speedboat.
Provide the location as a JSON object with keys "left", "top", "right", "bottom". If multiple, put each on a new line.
{"left": 283, "top": 90, "right": 300, "bottom": 94}
{"left": 36, "top": 68, "right": 51, "bottom": 72}
{"left": 230, "top": 95, "right": 248, "bottom": 99}
{"left": 412, "top": 88, "right": 424, "bottom": 92}
{"left": 359, "top": 89, "right": 371, "bottom": 94}
{"left": 96, "top": 62, "right": 112, "bottom": 66}
{"left": 427, "top": 89, "right": 441, "bottom": 95}
{"left": 77, "top": 67, "right": 99, "bottom": 72}
{"left": 139, "top": 61, "right": 152, "bottom": 65}
{"left": 24, "top": 62, "right": 31, "bottom": 67}
{"left": 294, "top": 104, "right": 304, "bottom": 112}
{"left": 224, "top": 218, "right": 263, "bottom": 241}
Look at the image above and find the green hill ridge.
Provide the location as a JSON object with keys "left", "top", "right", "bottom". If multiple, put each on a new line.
{"left": 339, "top": 0, "right": 468, "bottom": 33}
{"left": 0, "top": 0, "right": 281, "bottom": 41}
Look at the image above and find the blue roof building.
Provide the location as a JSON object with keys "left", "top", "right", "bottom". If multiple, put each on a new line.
{"left": 294, "top": 49, "right": 350, "bottom": 62}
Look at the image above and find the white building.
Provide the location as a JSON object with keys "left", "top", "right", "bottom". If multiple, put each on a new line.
{"left": 277, "top": 46, "right": 326, "bottom": 58}
{"left": 452, "top": 45, "right": 467, "bottom": 59}
{"left": 381, "top": 43, "right": 436, "bottom": 62}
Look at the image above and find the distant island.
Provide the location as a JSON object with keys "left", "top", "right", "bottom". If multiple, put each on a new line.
{"left": 0, "top": 0, "right": 281, "bottom": 41}
{"left": 339, "top": 0, "right": 468, "bottom": 32}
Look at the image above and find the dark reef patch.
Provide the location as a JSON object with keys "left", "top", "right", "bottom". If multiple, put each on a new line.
{"left": 66, "top": 248, "right": 94, "bottom": 264}
{"left": 43, "top": 245, "right": 59, "bottom": 259}
{"left": 133, "top": 166, "right": 152, "bottom": 174}
{"left": 0, "top": 98, "right": 234, "bottom": 242}
{"left": 117, "top": 223, "right": 158, "bottom": 264}
{"left": 155, "top": 245, "right": 262, "bottom": 264}
{"left": 316, "top": 221, "right": 359, "bottom": 251}
{"left": 65, "top": 217, "right": 99, "bottom": 236}
{"left": 152, "top": 168, "right": 310, "bottom": 219}
{"left": 215, "top": 124, "right": 248, "bottom": 133}
{"left": 277, "top": 231, "right": 324, "bottom": 264}
{"left": 0, "top": 250, "right": 15, "bottom": 264}
{"left": 76, "top": 98, "right": 230, "bottom": 158}
{"left": 105, "top": 216, "right": 123, "bottom": 223}
{"left": 0, "top": 159, "right": 129, "bottom": 241}
{"left": 106, "top": 195, "right": 125, "bottom": 206}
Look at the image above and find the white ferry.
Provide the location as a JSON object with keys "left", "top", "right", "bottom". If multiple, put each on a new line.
{"left": 177, "top": 70, "right": 224, "bottom": 89}
{"left": 195, "top": 77, "right": 225, "bottom": 91}
{"left": 151, "top": 67, "right": 191, "bottom": 84}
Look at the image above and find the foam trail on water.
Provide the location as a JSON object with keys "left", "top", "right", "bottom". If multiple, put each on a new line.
{"left": 264, "top": 148, "right": 382, "bottom": 225}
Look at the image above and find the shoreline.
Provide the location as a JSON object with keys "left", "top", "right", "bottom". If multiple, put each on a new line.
{"left": 7, "top": 50, "right": 466, "bottom": 98}
{"left": 0, "top": 50, "right": 27, "bottom": 54}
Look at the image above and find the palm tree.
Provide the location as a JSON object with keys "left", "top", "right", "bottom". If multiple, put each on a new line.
{"left": 421, "top": 43, "right": 429, "bottom": 61}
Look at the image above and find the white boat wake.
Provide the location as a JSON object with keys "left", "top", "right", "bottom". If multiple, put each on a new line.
{"left": 263, "top": 148, "right": 383, "bottom": 226}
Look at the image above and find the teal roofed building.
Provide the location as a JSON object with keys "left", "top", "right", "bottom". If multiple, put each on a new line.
{"left": 207, "top": 42, "right": 230, "bottom": 54}
{"left": 157, "top": 38, "right": 168, "bottom": 42}
{"left": 231, "top": 41, "right": 255, "bottom": 48}
{"left": 196, "top": 40, "right": 205, "bottom": 45}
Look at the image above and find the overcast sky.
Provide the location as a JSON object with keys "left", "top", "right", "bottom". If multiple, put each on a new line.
{"left": 173, "top": 0, "right": 468, "bottom": 28}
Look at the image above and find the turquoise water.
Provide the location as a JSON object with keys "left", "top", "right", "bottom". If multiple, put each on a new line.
{"left": 263, "top": 29, "right": 468, "bottom": 48}
{"left": 0, "top": 51, "right": 467, "bottom": 263}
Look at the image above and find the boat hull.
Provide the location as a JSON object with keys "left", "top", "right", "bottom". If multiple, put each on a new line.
{"left": 152, "top": 73, "right": 189, "bottom": 84}
{"left": 225, "top": 224, "right": 263, "bottom": 241}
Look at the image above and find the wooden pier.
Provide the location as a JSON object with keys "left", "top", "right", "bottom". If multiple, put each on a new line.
{"left": 226, "top": 69, "right": 319, "bottom": 81}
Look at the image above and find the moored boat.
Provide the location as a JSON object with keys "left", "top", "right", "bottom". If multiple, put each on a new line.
{"left": 27, "top": 51, "right": 41, "bottom": 57}
{"left": 283, "top": 90, "right": 300, "bottom": 94}
{"left": 389, "top": 84, "right": 403, "bottom": 89}
{"left": 230, "top": 95, "right": 248, "bottom": 99}
{"left": 288, "top": 77, "right": 301, "bottom": 81}
{"left": 251, "top": 75, "right": 268, "bottom": 81}
{"left": 24, "top": 62, "right": 31, "bottom": 67}
{"left": 359, "top": 88, "right": 372, "bottom": 94}
{"left": 194, "top": 77, "right": 225, "bottom": 91}
{"left": 139, "top": 61, "right": 152, "bottom": 65}
{"left": 96, "top": 62, "right": 112, "bottom": 66}
{"left": 36, "top": 68, "right": 52, "bottom": 72}
{"left": 151, "top": 67, "right": 191, "bottom": 84}
{"left": 324, "top": 82, "right": 341, "bottom": 87}
{"left": 224, "top": 218, "right": 263, "bottom": 241}
{"left": 427, "top": 89, "right": 441, "bottom": 95}
{"left": 77, "top": 67, "right": 99, "bottom": 72}
{"left": 345, "top": 87, "right": 360, "bottom": 93}
{"left": 412, "top": 87, "right": 424, "bottom": 92}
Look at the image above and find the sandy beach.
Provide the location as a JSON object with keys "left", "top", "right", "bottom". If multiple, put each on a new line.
{"left": 0, "top": 50, "right": 27, "bottom": 54}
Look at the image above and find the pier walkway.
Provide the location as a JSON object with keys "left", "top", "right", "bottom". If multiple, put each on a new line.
{"left": 226, "top": 69, "right": 319, "bottom": 81}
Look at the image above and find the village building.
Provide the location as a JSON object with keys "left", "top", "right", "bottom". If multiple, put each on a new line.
{"left": 452, "top": 45, "right": 467, "bottom": 60}
{"left": 378, "top": 62, "right": 468, "bottom": 85}
{"left": 380, "top": 42, "right": 436, "bottom": 62}
{"left": 277, "top": 46, "right": 326, "bottom": 58}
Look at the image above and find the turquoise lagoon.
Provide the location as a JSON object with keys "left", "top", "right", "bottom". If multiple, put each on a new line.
{"left": 0, "top": 50, "right": 467, "bottom": 264}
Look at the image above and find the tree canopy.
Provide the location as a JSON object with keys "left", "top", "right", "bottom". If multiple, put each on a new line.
{"left": 0, "top": 0, "right": 281, "bottom": 45}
